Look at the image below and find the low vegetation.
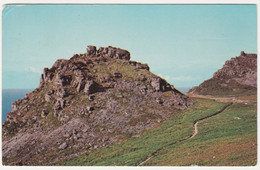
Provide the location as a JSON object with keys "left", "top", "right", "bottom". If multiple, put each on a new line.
{"left": 145, "top": 101, "right": 257, "bottom": 166}
{"left": 55, "top": 97, "right": 257, "bottom": 166}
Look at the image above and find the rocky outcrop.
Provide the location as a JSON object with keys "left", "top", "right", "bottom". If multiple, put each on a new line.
{"left": 189, "top": 51, "right": 257, "bottom": 95}
{"left": 96, "top": 46, "right": 130, "bottom": 60}
{"left": 86, "top": 46, "right": 97, "bottom": 57}
{"left": 2, "top": 46, "right": 188, "bottom": 165}
{"left": 150, "top": 77, "right": 172, "bottom": 92}
{"left": 86, "top": 45, "right": 131, "bottom": 60}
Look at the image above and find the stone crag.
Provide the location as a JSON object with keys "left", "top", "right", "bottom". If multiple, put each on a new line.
{"left": 2, "top": 46, "right": 188, "bottom": 165}
{"left": 189, "top": 51, "right": 257, "bottom": 96}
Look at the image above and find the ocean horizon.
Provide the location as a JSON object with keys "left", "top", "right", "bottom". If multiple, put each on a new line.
{"left": 2, "top": 87, "right": 191, "bottom": 124}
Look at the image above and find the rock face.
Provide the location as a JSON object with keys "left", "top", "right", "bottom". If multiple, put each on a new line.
{"left": 2, "top": 46, "right": 188, "bottom": 166}
{"left": 96, "top": 46, "right": 130, "bottom": 60}
{"left": 189, "top": 51, "right": 257, "bottom": 95}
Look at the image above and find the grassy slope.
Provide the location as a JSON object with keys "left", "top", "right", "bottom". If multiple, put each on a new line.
{"left": 145, "top": 101, "right": 257, "bottom": 166}
{"left": 54, "top": 97, "right": 257, "bottom": 166}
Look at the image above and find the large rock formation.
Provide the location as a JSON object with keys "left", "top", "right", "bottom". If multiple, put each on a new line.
{"left": 2, "top": 46, "right": 188, "bottom": 165}
{"left": 189, "top": 51, "right": 257, "bottom": 96}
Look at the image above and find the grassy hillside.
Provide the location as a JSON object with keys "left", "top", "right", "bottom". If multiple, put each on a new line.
{"left": 54, "top": 97, "right": 257, "bottom": 166}
{"left": 145, "top": 102, "right": 257, "bottom": 166}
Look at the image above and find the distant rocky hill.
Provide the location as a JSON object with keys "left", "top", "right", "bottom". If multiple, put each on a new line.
{"left": 2, "top": 46, "right": 188, "bottom": 165}
{"left": 189, "top": 51, "right": 257, "bottom": 96}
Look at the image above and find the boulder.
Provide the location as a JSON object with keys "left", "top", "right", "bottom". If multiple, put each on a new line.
{"left": 43, "top": 68, "right": 54, "bottom": 82}
{"left": 150, "top": 77, "right": 167, "bottom": 92}
{"left": 39, "top": 68, "right": 55, "bottom": 87}
{"left": 136, "top": 63, "right": 150, "bottom": 71}
{"left": 53, "top": 74, "right": 63, "bottom": 86}
{"left": 76, "top": 78, "right": 86, "bottom": 92}
{"left": 87, "top": 45, "right": 97, "bottom": 57}
{"left": 97, "top": 46, "right": 130, "bottom": 60}
{"left": 58, "top": 142, "right": 68, "bottom": 149}
{"left": 115, "top": 48, "right": 130, "bottom": 60}
{"left": 52, "top": 59, "right": 70, "bottom": 69}
{"left": 11, "top": 103, "right": 18, "bottom": 112}
{"left": 240, "top": 51, "right": 246, "bottom": 56}
{"left": 84, "top": 80, "right": 99, "bottom": 94}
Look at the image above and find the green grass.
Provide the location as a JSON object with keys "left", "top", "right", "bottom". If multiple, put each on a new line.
{"left": 93, "top": 58, "right": 155, "bottom": 84}
{"left": 53, "top": 97, "right": 256, "bottom": 166}
{"left": 144, "top": 101, "right": 257, "bottom": 166}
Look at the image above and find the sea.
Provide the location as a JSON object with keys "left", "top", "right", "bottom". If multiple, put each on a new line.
{"left": 2, "top": 89, "right": 33, "bottom": 124}
{"left": 1, "top": 87, "right": 190, "bottom": 124}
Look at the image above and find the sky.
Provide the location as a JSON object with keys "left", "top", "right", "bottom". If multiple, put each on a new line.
{"left": 2, "top": 4, "right": 257, "bottom": 89}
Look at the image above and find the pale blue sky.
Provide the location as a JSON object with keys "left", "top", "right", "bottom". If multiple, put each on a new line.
{"left": 2, "top": 5, "right": 257, "bottom": 89}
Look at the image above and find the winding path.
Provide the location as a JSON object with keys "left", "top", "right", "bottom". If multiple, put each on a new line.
{"left": 137, "top": 102, "right": 233, "bottom": 166}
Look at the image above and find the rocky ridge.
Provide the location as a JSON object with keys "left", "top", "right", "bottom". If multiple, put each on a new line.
{"left": 189, "top": 51, "right": 257, "bottom": 95}
{"left": 2, "top": 45, "right": 188, "bottom": 165}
